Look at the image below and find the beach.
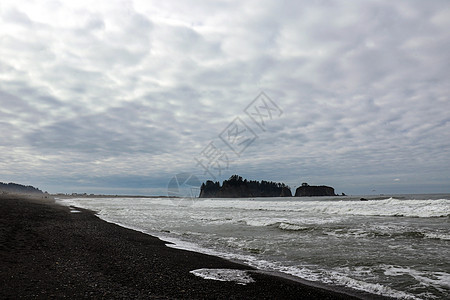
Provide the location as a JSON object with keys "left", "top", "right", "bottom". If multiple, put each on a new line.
{"left": 0, "top": 196, "right": 381, "bottom": 299}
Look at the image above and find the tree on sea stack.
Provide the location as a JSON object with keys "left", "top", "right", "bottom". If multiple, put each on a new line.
{"left": 199, "top": 175, "right": 292, "bottom": 198}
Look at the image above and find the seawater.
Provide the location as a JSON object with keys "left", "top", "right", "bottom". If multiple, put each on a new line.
{"left": 58, "top": 194, "right": 450, "bottom": 299}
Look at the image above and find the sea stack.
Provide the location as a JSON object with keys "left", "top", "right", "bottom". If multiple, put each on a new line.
{"left": 294, "top": 183, "right": 336, "bottom": 197}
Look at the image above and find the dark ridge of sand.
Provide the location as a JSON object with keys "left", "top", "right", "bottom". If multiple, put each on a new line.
{"left": 1, "top": 197, "right": 389, "bottom": 299}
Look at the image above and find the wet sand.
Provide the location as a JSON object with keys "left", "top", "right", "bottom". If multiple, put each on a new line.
{"left": 0, "top": 196, "right": 387, "bottom": 299}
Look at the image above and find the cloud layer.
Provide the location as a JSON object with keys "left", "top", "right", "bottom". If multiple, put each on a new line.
{"left": 1, "top": 0, "right": 449, "bottom": 194}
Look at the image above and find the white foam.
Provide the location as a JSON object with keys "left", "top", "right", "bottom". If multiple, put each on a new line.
{"left": 197, "top": 198, "right": 450, "bottom": 218}
{"left": 278, "top": 223, "right": 309, "bottom": 231}
{"left": 242, "top": 216, "right": 344, "bottom": 228}
{"left": 302, "top": 198, "right": 450, "bottom": 218}
{"left": 243, "top": 218, "right": 285, "bottom": 227}
{"left": 325, "top": 271, "right": 419, "bottom": 300}
{"left": 384, "top": 265, "right": 450, "bottom": 290}
{"left": 190, "top": 268, "right": 255, "bottom": 285}
{"left": 424, "top": 232, "right": 450, "bottom": 241}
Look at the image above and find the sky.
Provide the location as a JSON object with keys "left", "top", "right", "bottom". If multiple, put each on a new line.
{"left": 1, "top": 0, "right": 449, "bottom": 196}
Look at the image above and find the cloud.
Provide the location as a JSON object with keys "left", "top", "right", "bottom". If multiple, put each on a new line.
{"left": 0, "top": 0, "right": 449, "bottom": 194}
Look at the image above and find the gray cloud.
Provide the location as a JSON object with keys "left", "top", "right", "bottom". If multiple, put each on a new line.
{"left": 1, "top": 0, "right": 449, "bottom": 194}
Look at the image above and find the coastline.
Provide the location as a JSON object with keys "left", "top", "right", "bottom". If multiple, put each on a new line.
{"left": 1, "top": 196, "right": 390, "bottom": 299}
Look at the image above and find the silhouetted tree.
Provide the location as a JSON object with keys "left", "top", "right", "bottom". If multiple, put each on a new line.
{"left": 199, "top": 175, "right": 291, "bottom": 198}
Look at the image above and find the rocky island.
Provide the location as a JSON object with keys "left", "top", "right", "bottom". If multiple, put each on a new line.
{"left": 199, "top": 175, "right": 292, "bottom": 198}
{"left": 294, "top": 183, "right": 337, "bottom": 197}
{"left": 199, "top": 176, "right": 339, "bottom": 198}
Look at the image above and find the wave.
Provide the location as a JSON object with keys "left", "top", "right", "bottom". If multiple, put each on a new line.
{"left": 324, "top": 229, "right": 450, "bottom": 241}
{"left": 241, "top": 218, "right": 343, "bottom": 232}
{"left": 383, "top": 265, "right": 450, "bottom": 294}
{"left": 300, "top": 198, "right": 450, "bottom": 218}
{"left": 424, "top": 232, "right": 450, "bottom": 241}
{"left": 199, "top": 198, "right": 450, "bottom": 218}
{"left": 243, "top": 220, "right": 312, "bottom": 231}
{"left": 274, "top": 265, "right": 420, "bottom": 299}
{"left": 242, "top": 218, "right": 450, "bottom": 241}
{"left": 278, "top": 222, "right": 310, "bottom": 231}
{"left": 319, "top": 223, "right": 450, "bottom": 242}
{"left": 324, "top": 272, "right": 419, "bottom": 300}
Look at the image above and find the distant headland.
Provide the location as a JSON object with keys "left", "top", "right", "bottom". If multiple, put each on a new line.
{"left": 0, "top": 182, "right": 43, "bottom": 194}
{"left": 199, "top": 175, "right": 338, "bottom": 198}
{"left": 0, "top": 181, "right": 53, "bottom": 201}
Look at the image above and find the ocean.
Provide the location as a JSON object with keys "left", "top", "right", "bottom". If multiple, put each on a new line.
{"left": 58, "top": 194, "right": 450, "bottom": 299}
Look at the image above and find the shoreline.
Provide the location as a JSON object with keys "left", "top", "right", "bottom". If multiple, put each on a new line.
{"left": 1, "top": 196, "right": 390, "bottom": 299}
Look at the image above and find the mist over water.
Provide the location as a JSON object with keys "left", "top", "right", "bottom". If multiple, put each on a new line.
{"left": 59, "top": 195, "right": 450, "bottom": 299}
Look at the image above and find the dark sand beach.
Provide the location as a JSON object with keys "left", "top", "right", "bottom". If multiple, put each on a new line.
{"left": 0, "top": 196, "right": 387, "bottom": 299}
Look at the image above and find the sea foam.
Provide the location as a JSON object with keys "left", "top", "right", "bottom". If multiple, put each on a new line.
{"left": 190, "top": 269, "right": 255, "bottom": 285}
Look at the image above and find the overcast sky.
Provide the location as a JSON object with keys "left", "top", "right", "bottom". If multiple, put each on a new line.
{"left": 1, "top": 0, "right": 449, "bottom": 195}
